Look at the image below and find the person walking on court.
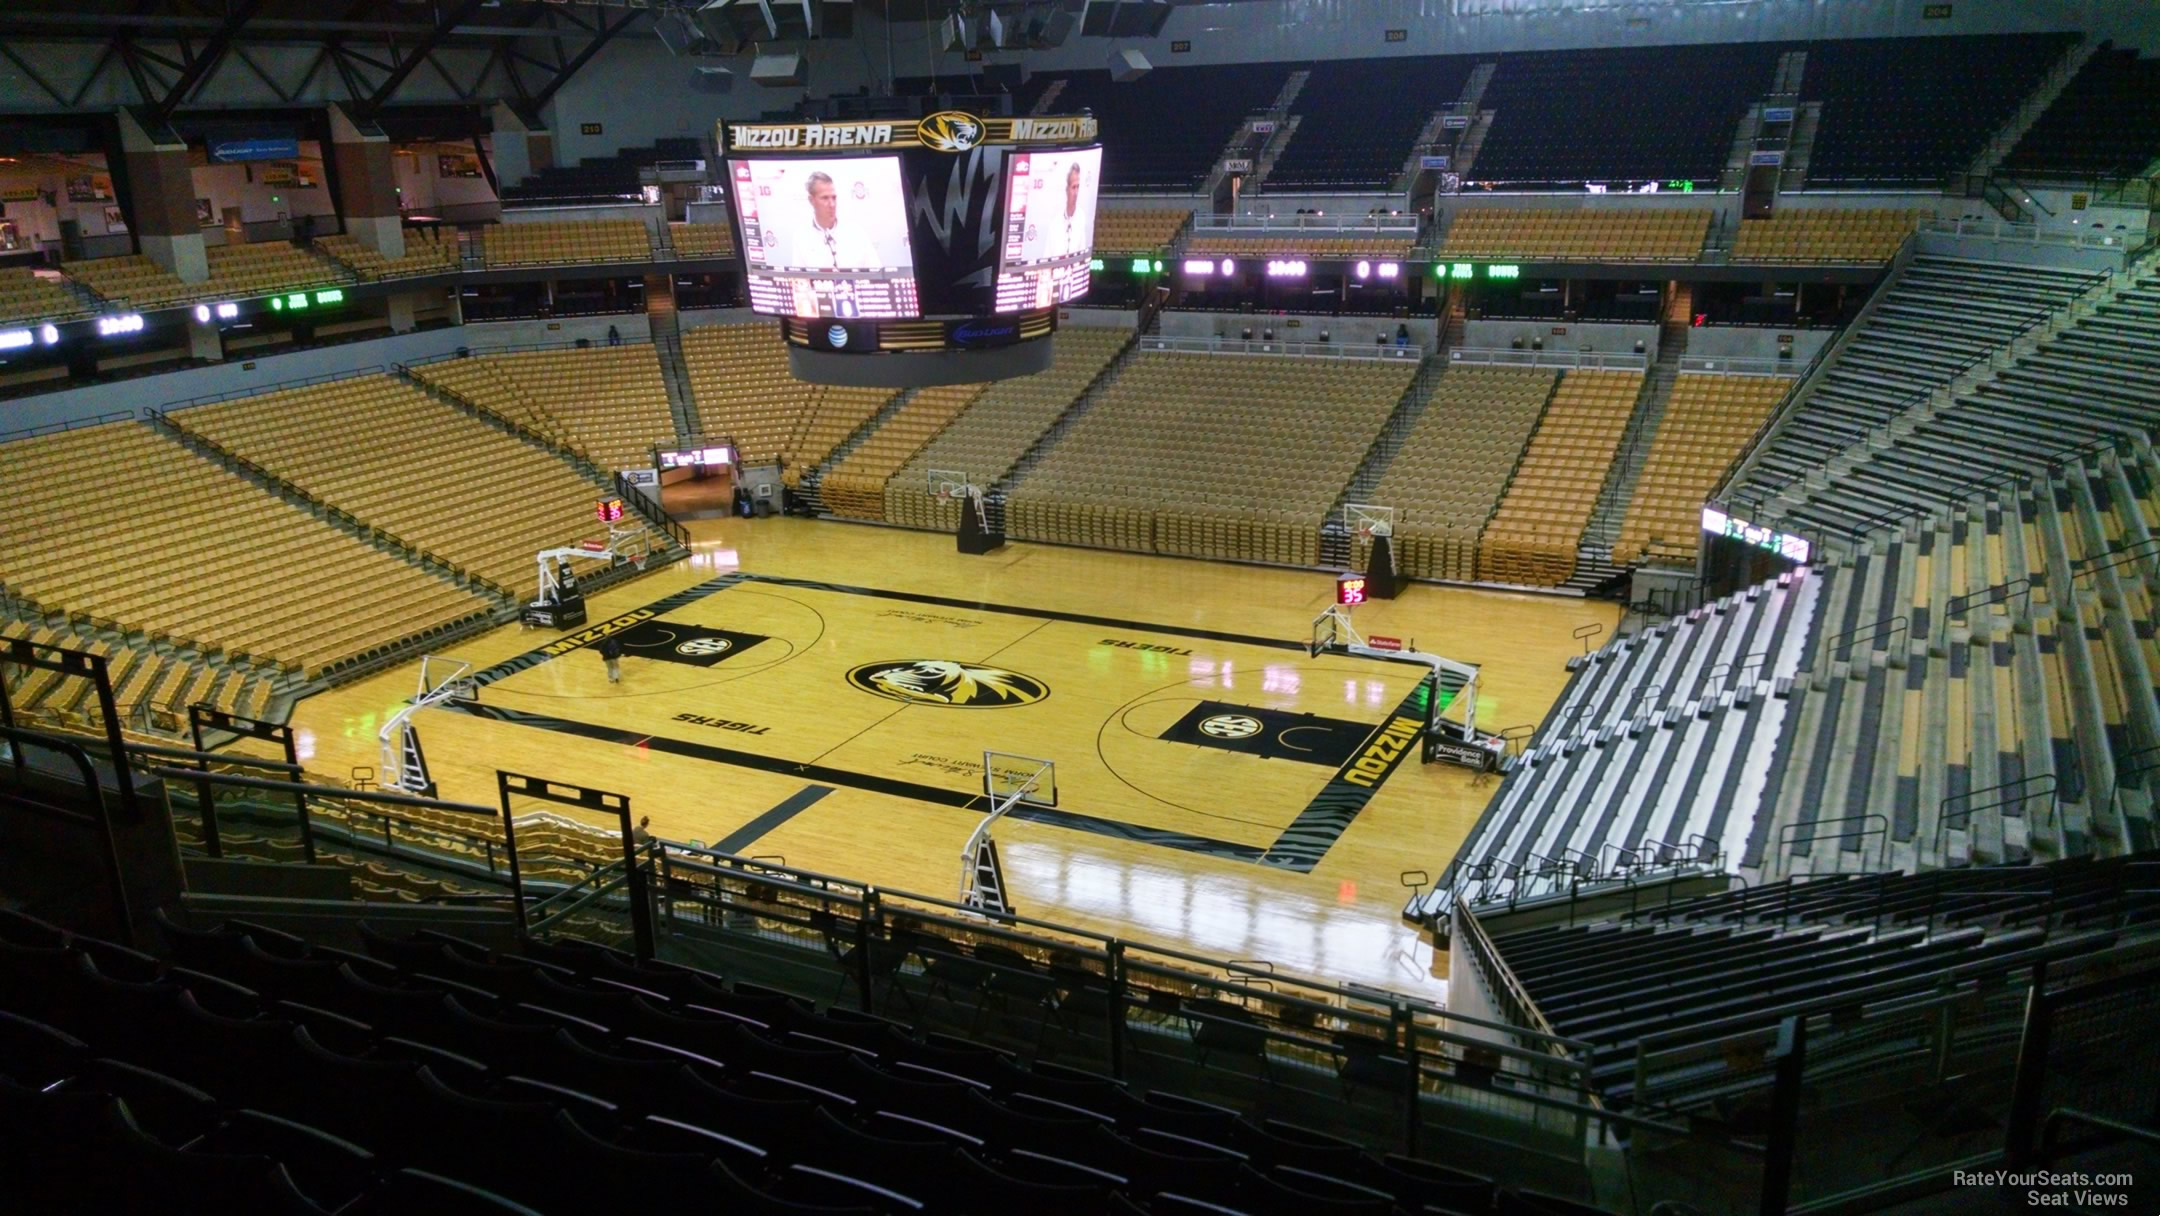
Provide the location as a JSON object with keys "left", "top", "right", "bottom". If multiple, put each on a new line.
{"left": 599, "top": 633, "right": 624, "bottom": 684}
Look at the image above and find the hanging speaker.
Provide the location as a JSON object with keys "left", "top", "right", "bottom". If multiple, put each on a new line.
{"left": 941, "top": 11, "right": 972, "bottom": 52}
{"left": 691, "top": 66, "right": 736, "bottom": 94}
{"left": 655, "top": 8, "right": 700, "bottom": 56}
{"left": 751, "top": 50, "right": 808, "bottom": 87}
{"left": 1108, "top": 48, "right": 1151, "bottom": 83}
{"left": 1027, "top": 6, "right": 1078, "bottom": 48}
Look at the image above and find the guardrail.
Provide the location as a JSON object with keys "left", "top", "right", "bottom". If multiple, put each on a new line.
{"left": 0, "top": 409, "right": 135, "bottom": 443}
{"left": 1138, "top": 335, "right": 1421, "bottom": 360}
{"left": 1448, "top": 346, "right": 1648, "bottom": 372}
{"left": 153, "top": 366, "right": 387, "bottom": 414}
{"left": 1197, "top": 213, "right": 1420, "bottom": 235}
{"left": 1677, "top": 355, "right": 1802, "bottom": 377}
{"left": 1921, "top": 216, "right": 2138, "bottom": 250}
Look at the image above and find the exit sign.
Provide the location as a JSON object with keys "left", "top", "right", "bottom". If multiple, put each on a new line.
{"left": 579, "top": 122, "right": 603, "bottom": 136}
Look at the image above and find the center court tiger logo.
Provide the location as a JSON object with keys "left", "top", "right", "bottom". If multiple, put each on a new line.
{"left": 675, "top": 637, "right": 733, "bottom": 657}
{"left": 1198, "top": 714, "right": 1262, "bottom": 740}
{"left": 916, "top": 111, "right": 984, "bottom": 153}
{"left": 846, "top": 660, "right": 1048, "bottom": 708}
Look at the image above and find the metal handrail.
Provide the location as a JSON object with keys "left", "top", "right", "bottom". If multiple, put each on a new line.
{"left": 1776, "top": 812, "right": 1890, "bottom": 872}
{"left": 1946, "top": 577, "right": 2033, "bottom": 619}
{"left": 1937, "top": 773, "right": 2058, "bottom": 857}
{"left": 1826, "top": 614, "right": 1907, "bottom": 661}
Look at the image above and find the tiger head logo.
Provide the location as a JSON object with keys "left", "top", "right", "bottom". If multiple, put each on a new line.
{"left": 916, "top": 111, "right": 985, "bottom": 153}
{"left": 846, "top": 660, "right": 1048, "bottom": 708}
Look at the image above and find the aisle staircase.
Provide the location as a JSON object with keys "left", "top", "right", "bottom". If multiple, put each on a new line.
{"left": 646, "top": 281, "right": 700, "bottom": 438}
{"left": 987, "top": 333, "right": 1143, "bottom": 532}
{"left": 793, "top": 388, "right": 924, "bottom": 517}
{"left": 1583, "top": 315, "right": 1690, "bottom": 557}
{"left": 1320, "top": 355, "right": 1447, "bottom": 569}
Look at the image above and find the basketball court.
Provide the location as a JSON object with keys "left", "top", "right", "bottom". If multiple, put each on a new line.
{"left": 288, "top": 518, "right": 1617, "bottom": 1001}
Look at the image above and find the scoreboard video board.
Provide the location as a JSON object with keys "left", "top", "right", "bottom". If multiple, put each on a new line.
{"left": 721, "top": 113, "right": 1099, "bottom": 328}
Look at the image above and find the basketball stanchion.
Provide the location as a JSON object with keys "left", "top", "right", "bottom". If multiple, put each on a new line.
{"left": 379, "top": 655, "right": 475, "bottom": 797}
{"left": 961, "top": 752, "right": 1056, "bottom": 919}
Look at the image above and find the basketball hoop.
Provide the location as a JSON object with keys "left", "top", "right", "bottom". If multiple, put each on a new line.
{"left": 1346, "top": 503, "right": 1397, "bottom": 548}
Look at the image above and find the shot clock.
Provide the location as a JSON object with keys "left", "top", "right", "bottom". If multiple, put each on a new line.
{"left": 1337, "top": 574, "right": 1369, "bottom": 606}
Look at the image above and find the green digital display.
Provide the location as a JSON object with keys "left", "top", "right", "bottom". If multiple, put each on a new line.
{"left": 315, "top": 288, "right": 344, "bottom": 305}
{"left": 1089, "top": 258, "right": 1105, "bottom": 271}
{"left": 1488, "top": 264, "right": 1520, "bottom": 280}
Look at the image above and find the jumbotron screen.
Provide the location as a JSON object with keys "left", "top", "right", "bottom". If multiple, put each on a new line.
{"left": 730, "top": 156, "right": 921, "bottom": 319}
{"left": 995, "top": 146, "right": 1101, "bottom": 311}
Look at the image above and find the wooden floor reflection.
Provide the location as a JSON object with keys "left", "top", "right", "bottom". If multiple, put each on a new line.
{"left": 289, "top": 518, "right": 1615, "bottom": 1003}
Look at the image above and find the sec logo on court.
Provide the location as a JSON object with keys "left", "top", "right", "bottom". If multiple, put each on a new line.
{"left": 846, "top": 660, "right": 1049, "bottom": 708}
{"left": 675, "top": 637, "right": 733, "bottom": 657}
{"left": 1198, "top": 714, "right": 1263, "bottom": 740}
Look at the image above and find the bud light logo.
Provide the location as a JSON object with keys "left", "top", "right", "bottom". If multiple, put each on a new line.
{"left": 826, "top": 325, "right": 849, "bottom": 348}
{"left": 952, "top": 320, "right": 1017, "bottom": 346}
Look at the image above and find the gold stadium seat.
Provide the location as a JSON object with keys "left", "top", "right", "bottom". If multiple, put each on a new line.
{"left": 411, "top": 344, "right": 676, "bottom": 474}
{"left": 1476, "top": 368, "right": 1647, "bottom": 585}
{"left": 0, "top": 419, "right": 493, "bottom": 679}
{"left": 1004, "top": 349, "right": 1416, "bottom": 566}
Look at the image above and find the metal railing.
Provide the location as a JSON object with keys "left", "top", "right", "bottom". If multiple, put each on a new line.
{"left": 1675, "top": 355, "right": 1802, "bottom": 378}
{"left": 1137, "top": 334, "right": 1420, "bottom": 360}
{"left": 1447, "top": 346, "right": 1648, "bottom": 371}
{"left": 1193, "top": 213, "right": 1420, "bottom": 235}
{"left": 1826, "top": 613, "right": 1907, "bottom": 661}
{"left": 1938, "top": 773, "right": 2059, "bottom": 860}
{"left": 1921, "top": 215, "right": 2139, "bottom": 251}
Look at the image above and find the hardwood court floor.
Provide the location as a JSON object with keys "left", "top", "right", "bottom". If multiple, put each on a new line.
{"left": 289, "top": 519, "right": 1617, "bottom": 1002}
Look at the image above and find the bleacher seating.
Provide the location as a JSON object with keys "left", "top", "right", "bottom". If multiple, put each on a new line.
{"left": 168, "top": 375, "right": 614, "bottom": 592}
{"left": 667, "top": 223, "right": 735, "bottom": 259}
{"left": 0, "top": 266, "right": 90, "bottom": 324}
{"left": 1359, "top": 366, "right": 1557, "bottom": 582}
{"left": 679, "top": 323, "right": 897, "bottom": 475}
{"left": 315, "top": 230, "right": 460, "bottom": 280}
{"left": 0, "top": 906, "right": 1544, "bottom": 1216}
{"left": 410, "top": 345, "right": 676, "bottom": 474}
{"left": 204, "top": 242, "right": 349, "bottom": 299}
{"left": 1478, "top": 370, "right": 1645, "bottom": 585}
{"left": 1425, "top": 566, "right": 1821, "bottom": 919}
{"left": 1757, "top": 262, "right": 2147, "bottom": 541}
{"left": 2002, "top": 45, "right": 2160, "bottom": 181}
{"left": 61, "top": 243, "right": 350, "bottom": 311}
{"left": 0, "top": 421, "right": 492, "bottom": 676}
{"left": 1729, "top": 208, "right": 1929, "bottom": 265}
{"left": 1267, "top": 56, "right": 1476, "bottom": 191}
{"left": 1800, "top": 33, "right": 2078, "bottom": 188}
{"left": 1092, "top": 210, "right": 1188, "bottom": 255}
{"left": 1727, "top": 257, "right": 2094, "bottom": 512}
{"left": 1008, "top": 352, "right": 1414, "bottom": 566}
{"left": 1481, "top": 854, "right": 2129, "bottom": 1110}
{"left": 481, "top": 221, "right": 653, "bottom": 268}
{"left": 1743, "top": 269, "right": 2160, "bottom": 870}
{"left": 1437, "top": 209, "right": 1710, "bottom": 263}
{"left": 1184, "top": 230, "right": 1415, "bottom": 260}
{"left": 62, "top": 255, "right": 212, "bottom": 310}
{"left": 1613, "top": 374, "right": 1791, "bottom": 566}
{"left": 1471, "top": 44, "right": 1782, "bottom": 188}
{"left": 818, "top": 384, "right": 988, "bottom": 519}
{"left": 1019, "top": 65, "right": 1290, "bottom": 192}
{"left": 884, "top": 328, "right": 1130, "bottom": 531}
{"left": 0, "top": 615, "right": 277, "bottom": 735}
